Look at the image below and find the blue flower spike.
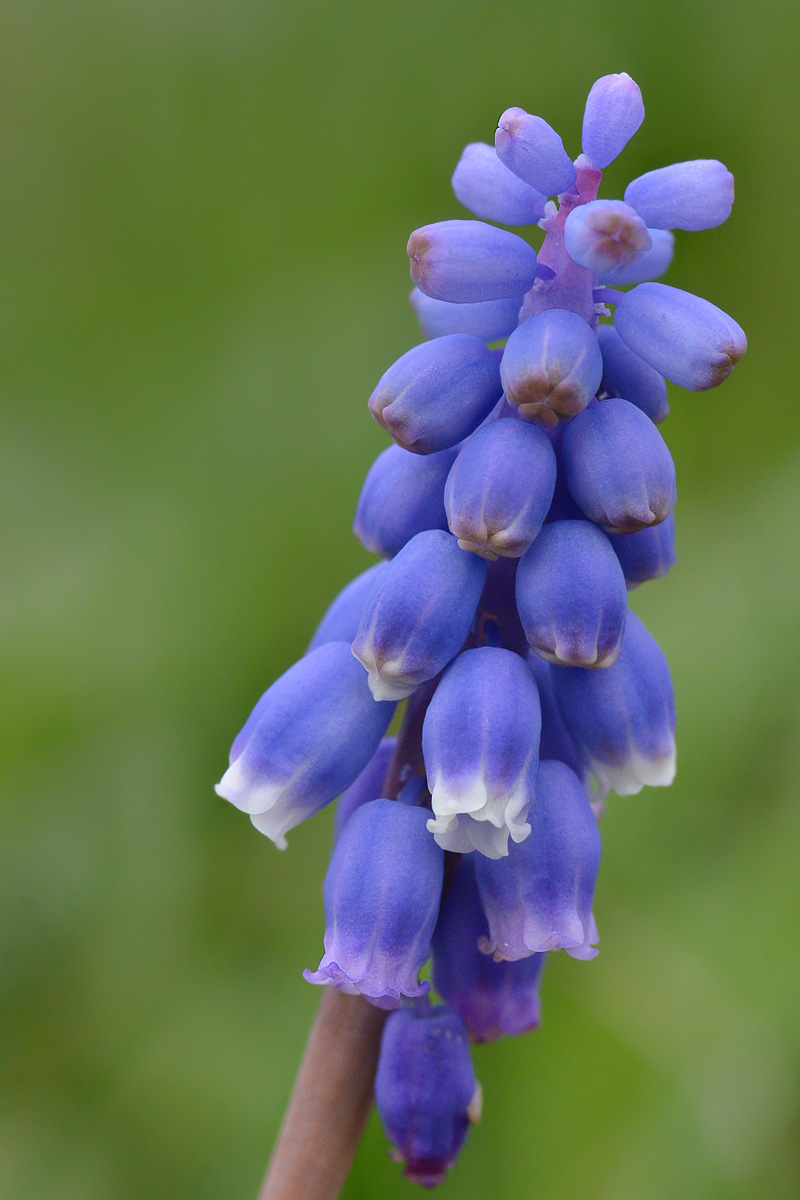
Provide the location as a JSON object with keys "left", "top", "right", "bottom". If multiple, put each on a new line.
{"left": 215, "top": 72, "right": 747, "bottom": 1189}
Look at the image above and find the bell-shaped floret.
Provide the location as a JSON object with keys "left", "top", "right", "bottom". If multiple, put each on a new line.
{"left": 564, "top": 200, "right": 651, "bottom": 275}
{"left": 307, "top": 563, "right": 388, "bottom": 652}
{"left": 563, "top": 398, "right": 676, "bottom": 533}
{"left": 354, "top": 443, "right": 457, "bottom": 559}
{"left": 376, "top": 1001, "right": 479, "bottom": 1187}
{"left": 410, "top": 288, "right": 522, "bottom": 342}
{"left": 501, "top": 309, "right": 604, "bottom": 426}
{"left": 475, "top": 760, "right": 601, "bottom": 959}
{"left": 516, "top": 520, "right": 627, "bottom": 668}
{"left": 614, "top": 283, "right": 747, "bottom": 391}
{"left": 407, "top": 219, "right": 538, "bottom": 303}
{"left": 495, "top": 107, "right": 576, "bottom": 196}
{"left": 597, "top": 324, "right": 669, "bottom": 424}
{"left": 369, "top": 334, "right": 501, "bottom": 454}
{"left": 625, "top": 159, "right": 734, "bottom": 231}
{"left": 424, "top": 646, "right": 540, "bottom": 859}
{"left": 608, "top": 513, "right": 676, "bottom": 589}
{"left": 444, "top": 418, "right": 557, "bottom": 559}
{"left": 581, "top": 73, "right": 645, "bottom": 168}
{"left": 551, "top": 610, "right": 676, "bottom": 797}
{"left": 334, "top": 736, "right": 396, "bottom": 839}
{"left": 215, "top": 642, "right": 396, "bottom": 848}
{"left": 304, "top": 799, "right": 444, "bottom": 1007}
{"left": 352, "top": 530, "right": 487, "bottom": 701}
{"left": 452, "top": 142, "right": 548, "bottom": 225}
{"left": 600, "top": 228, "right": 674, "bottom": 285}
{"left": 432, "top": 854, "right": 546, "bottom": 1043}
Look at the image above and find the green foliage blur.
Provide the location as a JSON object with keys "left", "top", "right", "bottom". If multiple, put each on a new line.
{"left": 2, "top": 0, "right": 798, "bottom": 1196}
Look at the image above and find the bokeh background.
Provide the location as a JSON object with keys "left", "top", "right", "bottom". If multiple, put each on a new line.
{"left": 2, "top": 0, "right": 799, "bottom": 1197}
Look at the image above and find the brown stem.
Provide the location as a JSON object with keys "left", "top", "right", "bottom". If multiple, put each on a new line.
{"left": 258, "top": 988, "right": 388, "bottom": 1200}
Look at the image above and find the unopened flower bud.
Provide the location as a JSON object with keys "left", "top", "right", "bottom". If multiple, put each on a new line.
{"left": 495, "top": 107, "right": 577, "bottom": 196}
{"left": 625, "top": 159, "right": 734, "bottom": 231}
{"left": 215, "top": 642, "right": 395, "bottom": 848}
{"left": 563, "top": 398, "right": 676, "bottom": 533}
{"left": 581, "top": 73, "right": 645, "bottom": 168}
{"left": 597, "top": 324, "right": 669, "bottom": 425}
{"left": 410, "top": 288, "right": 522, "bottom": 342}
{"left": 614, "top": 282, "right": 747, "bottom": 391}
{"left": 424, "top": 646, "right": 540, "bottom": 858}
{"left": 501, "top": 308, "right": 604, "bottom": 425}
{"left": 408, "top": 219, "right": 538, "bottom": 303}
{"left": 516, "top": 520, "right": 627, "bottom": 668}
{"left": 608, "top": 513, "right": 676, "bottom": 589}
{"left": 475, "top": 759, "right": 601, "bottom": 959}
{"left": 564, "top": 200, "right": 651, "bottom": 275}
{"left": 305, "top": 799, "right": 443, "bottom": 1006}
{"left": 352, "top": 529, "right": 487, "bottom": 700}
{"left": 444, "top": 418, "right": 557, "bottom": 559}
{"left": 369, "top": 334, "right": 501, "bottom": 454}
{"left": 354, "top": 443, "right": 457, "bottom": 558}
{"left": 452, "top": 141, "right": 547, "bottom": 225}
{"left": 376, "top": 1002, "right": 479, "bottom": 1187}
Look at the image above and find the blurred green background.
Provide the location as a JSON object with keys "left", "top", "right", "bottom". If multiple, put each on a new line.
{"left": 2, "top": 0, "right": 798, "bottom": 1197}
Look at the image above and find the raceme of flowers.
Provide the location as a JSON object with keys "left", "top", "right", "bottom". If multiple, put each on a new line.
{"left": 216, "top": 73, "right": 746, "bottom": 1187}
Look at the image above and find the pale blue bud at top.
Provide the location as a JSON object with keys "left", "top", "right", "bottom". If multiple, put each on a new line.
{"left": 624, "top": 159, "right": 734, "bottom": 230}
{"left": 563, "top": 398, "right": 676, "bottom": 534}
{"left": 551, "top": 610, "right": 676, "bottom": 797}
{"left": 597, "top": 324, "right": 669, "bottom": 425}
{"left": 424, "top": 646, "right": 540, "bottom": 859}
{"left": 376, "top": 1001, "right": 479, "bottom": 1187}
{"left": 581, "top": 73, "right": 645, "bottom": 168}
{"left": 444, "top": 419, "right": 557, "bottom": 559}
{"left": 614, "top": 283, "right": 747, "bottom": 391}
{"left": 354, "top": 443, "right": 458, "bottom": 559}
{"left": 564, "top": 200, "right": 651, "bottom": 275}
{"left": 452, "top": 142, "right": 548, "bottom": 225}
{"left": 352, "top": 529, "right": 487, "bottom": 700}
{"left": 608, "top": 513, "right": 677, "bottom": 589}
{"left": 410, "top": 288, "right": 522, "bottom": 343}
{"left": 307, "top": 563, "right": 388, "bottom": 652}
{"left": 501, "top": 309, "right": 604, "bottom": 425}
{"left": 369, "top": 334, "right": 501, "bottom": 454}
{"left": 215, "top": 642, "right": 396, "bottom": 848}
{"left": 304, "top": 799, "right": 444, "bottom": 1007}
{"left": 600, "top": 228, "right": 674, "bottom": 285}
{"left": 516, "top": 520, "right": 627, "bottom": 668}
{"left": 408, "top": 220, "right": 538, "bottom": 303}
{"left": 475, "top": 760, "right": 601, "bottom": 960}
{"left": 526, "top": 653, "right": 586, "bottom": 781}
{"left": 432, "top": 855, "right": 546, "bottom": 1042}
{"left": 334, "top": 736, "right": 396, "bottom": 839}
{"left": 495, "top": 107, "right": 577, "bottom": 196}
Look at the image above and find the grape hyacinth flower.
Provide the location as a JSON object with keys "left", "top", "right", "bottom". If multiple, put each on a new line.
{"left": 216, "top": 72, "right": 746, "bottom": 1192}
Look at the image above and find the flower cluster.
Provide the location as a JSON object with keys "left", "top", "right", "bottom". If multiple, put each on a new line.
{"left": 216, "top": 73, "right": 745, "bottom": 1186}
